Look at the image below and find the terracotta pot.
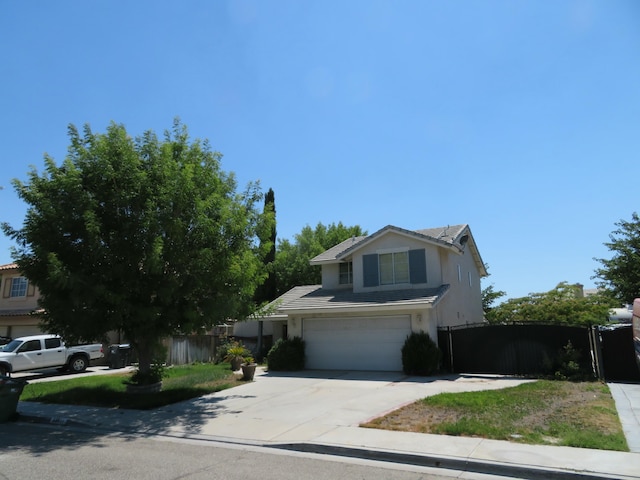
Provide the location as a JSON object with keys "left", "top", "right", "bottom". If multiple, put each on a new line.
{"left": 230, "top": 357, "right": 243, "bottom": 371}
{"left": 241, "top": 363, "right": 257, "bottom": 381}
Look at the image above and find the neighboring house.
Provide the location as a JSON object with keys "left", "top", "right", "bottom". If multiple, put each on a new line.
{"left": 609, "top": 306, "right": 633, "bottom": 324}
{"left": 0, "top": 263, "right": 43, "bottom": 338}
{"left": 235, "top": 224, "right": 487, "bottom": 371}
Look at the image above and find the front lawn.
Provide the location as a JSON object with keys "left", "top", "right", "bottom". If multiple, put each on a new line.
{"left": 361, "top": 380, "right": 628, "bottom": 451}
{"left": 20, "top": 363, "right": 244, "bottom": 410}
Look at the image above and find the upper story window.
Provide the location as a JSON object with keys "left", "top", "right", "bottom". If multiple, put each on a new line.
{"left": 363, "top": 248, "right": 427, "bottom": 287}
{"left": 10, "top": 277, "right": 28, "bottom": 298}
{"left": 379, "top": 251, "right": 409, "bottom": 285}
{"left": 339, "top": 262, "right": 353, "bottom": 285}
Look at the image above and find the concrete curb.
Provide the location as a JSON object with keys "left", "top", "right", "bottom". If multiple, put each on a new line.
{"left": 16, "top": 413, "right": 100, "bottom": 429}
{"left": 14, "top": 412, "right": 627, "bottom": 480}
{"left": 272, "top": 442, "right": 625, "bottom": 480}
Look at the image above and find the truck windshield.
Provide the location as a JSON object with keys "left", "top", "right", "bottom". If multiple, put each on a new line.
{"left": 0, "top": 340, "right": 22, "bottom": 353}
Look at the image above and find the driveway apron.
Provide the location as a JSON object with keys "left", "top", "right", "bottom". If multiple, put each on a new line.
{"left": 152, "top": 370, "right": 532, "bottom": 443}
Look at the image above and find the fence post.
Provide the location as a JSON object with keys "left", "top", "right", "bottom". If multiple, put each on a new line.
{"left": 588, "top": 326, "right": 605, "bottom": 380}
{"left": 447, "top": 326, "right": 454, "bottom": 373}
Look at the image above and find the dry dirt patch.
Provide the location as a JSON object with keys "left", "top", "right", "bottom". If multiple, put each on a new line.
{"left": 361, "top": 380, "right": 627, "bottom": 450}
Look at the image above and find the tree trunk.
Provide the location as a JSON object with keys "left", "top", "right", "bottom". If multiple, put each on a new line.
{"left": 134, "top": 339, "right": 154, "bottom": 376}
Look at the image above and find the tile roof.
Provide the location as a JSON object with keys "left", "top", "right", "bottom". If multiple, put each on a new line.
{"left": 310, "top": 225, "right": 470, "bottom": 264}
{"left": 311, "top": 224, "right": 487, "bottom": 277}
{"left": 310, "top": 236, "right": 367, "bottom": 263}
{"left": 415, "top": 224, "right": 468, "bottom": 245}
{"left": 273, "top": 284, "right": 450, "bottom": 314}
{"left": 0, "top": 263, "right": 18, "bottom": 271}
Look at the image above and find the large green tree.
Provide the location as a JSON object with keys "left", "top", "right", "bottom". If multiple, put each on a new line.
{"left": 274, "top": 222, "right": 366, "bottom": 295}
{"left": 485, "top": 282, "right": 614, "bottom": 326}
{"left": 2, "top": 120, "right": 273, "bottom": 378}
{"left": 480, "top": 264, "right": 506, "bottom": 317}
{"left": 593, "top": 212, "right": 640, "bottom": 303}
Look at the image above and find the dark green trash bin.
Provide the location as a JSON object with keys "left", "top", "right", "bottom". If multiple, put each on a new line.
{"left": 108, "top": 344, "right": 131, "bottom": 369}
{"left": 0, "top": 376, "right": 27, "bottom": 422}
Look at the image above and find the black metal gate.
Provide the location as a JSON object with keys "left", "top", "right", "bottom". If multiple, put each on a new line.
{"left": 437, "top": 323, "right": 640, "bottom": 381}
{"left": 599, "top": 324, "right": 640, "bottom": 381}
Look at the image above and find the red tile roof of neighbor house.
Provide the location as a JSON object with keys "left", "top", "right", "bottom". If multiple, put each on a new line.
{"left": 0, "top": 263, "right": 18, "bottom": 271}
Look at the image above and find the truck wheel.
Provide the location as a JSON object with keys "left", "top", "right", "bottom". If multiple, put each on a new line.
{"left": 69, "top": 355, "right": 88, "bottom": 373}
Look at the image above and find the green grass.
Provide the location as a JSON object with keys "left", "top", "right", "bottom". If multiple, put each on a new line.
{"left": 363, "top": 380, "right": 628, "bottom": 451}
{"left": 20, "top": 363, "right": 244, "bottom": 410}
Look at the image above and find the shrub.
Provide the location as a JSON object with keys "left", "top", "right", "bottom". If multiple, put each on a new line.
{"left": 216, "top": 338, "right": 250, "bottom": 364}
{"left": 547, "top": 341, "right": 594, "bottom": 381}
{"left": 127, "top": 363, "right": 165, "bottom": 386}
{"left": 401, "top": 331, "right": 441, "bottom": 376}
{"left": 267, "top": 337, "right": 305, "bottom": 371}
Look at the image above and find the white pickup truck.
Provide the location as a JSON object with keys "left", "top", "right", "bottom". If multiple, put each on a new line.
{"left": 0, "top": 334, "right": 104, "bottom": 376}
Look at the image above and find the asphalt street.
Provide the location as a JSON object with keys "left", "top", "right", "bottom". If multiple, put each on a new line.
{"left": 0, "top": 422, "right": 504, "bottom": 480}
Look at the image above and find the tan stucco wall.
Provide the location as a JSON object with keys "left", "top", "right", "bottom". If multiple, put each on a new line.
{"left": 437, "top": 246, "right": 484, "bottom": 326}
{"left": 0, "top": 274, "right": 41, "bottom": 311}
{"left": 321, "top": 263, "right": 351, "bottom": 290}
{"left": 233, "top": 320, "right": 274, "bottom": 337}
{"left": 0, "top": 268, "right": 45, "bottom": 338}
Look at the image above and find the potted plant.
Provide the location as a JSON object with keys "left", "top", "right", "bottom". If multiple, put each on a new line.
{"left": 241, "top": 356, "right": 257, "bottom": 381}
{"left": 224, "top": 344, "right": 248, "bottom": 371}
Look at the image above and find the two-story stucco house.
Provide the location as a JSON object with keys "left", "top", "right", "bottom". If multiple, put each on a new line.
{"left": 236, "top": 224, "right": 487, "bottom": 371}
{"left": 0, "top": 263, "right": 43, "bottom": 338}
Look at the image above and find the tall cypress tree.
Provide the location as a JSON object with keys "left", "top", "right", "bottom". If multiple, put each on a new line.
{"left": 254, "top": 188, "right": 276, "bottom": 360}
{"left": 255, "top": 188, "right": 277, "bottom": 304}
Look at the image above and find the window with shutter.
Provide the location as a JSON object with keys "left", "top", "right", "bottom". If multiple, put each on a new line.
{"left": 363, "top": 248, "right": 427, "bottom": 287}
{"left": 409, "top": 249, "right": 427, "bottom": 284}
{"left": 363, "top": 254, "right": 379, "bottom": 287}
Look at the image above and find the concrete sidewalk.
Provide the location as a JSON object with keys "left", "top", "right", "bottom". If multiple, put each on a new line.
{"left": 609, "top": 382, "right": 640, "bottom": 453}
{"left": 14, "top": 369, "right": 640, "bottom": 479}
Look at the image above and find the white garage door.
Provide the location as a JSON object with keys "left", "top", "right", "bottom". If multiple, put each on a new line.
{"left": 303, "top": 315, "right": 411, "bottom": 371}
{"left": 10, "top": 325, "right": 42, "bottom": 338}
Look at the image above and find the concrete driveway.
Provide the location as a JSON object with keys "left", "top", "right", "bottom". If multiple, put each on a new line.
{"left": 152, "top": 369, "right": 532, "bottom": 443}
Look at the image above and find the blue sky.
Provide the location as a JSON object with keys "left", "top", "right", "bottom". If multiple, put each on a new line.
{"left": 1, "top": 1, "right": 639, "bottom": 301}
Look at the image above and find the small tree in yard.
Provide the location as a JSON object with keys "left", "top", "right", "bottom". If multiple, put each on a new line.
{"left": 1, "top": 120, "right": 274, "bottom": 384}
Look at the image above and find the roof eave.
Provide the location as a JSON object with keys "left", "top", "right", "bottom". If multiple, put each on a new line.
{"left": 279, "top": 302, "right": 437, "bottom": 316}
